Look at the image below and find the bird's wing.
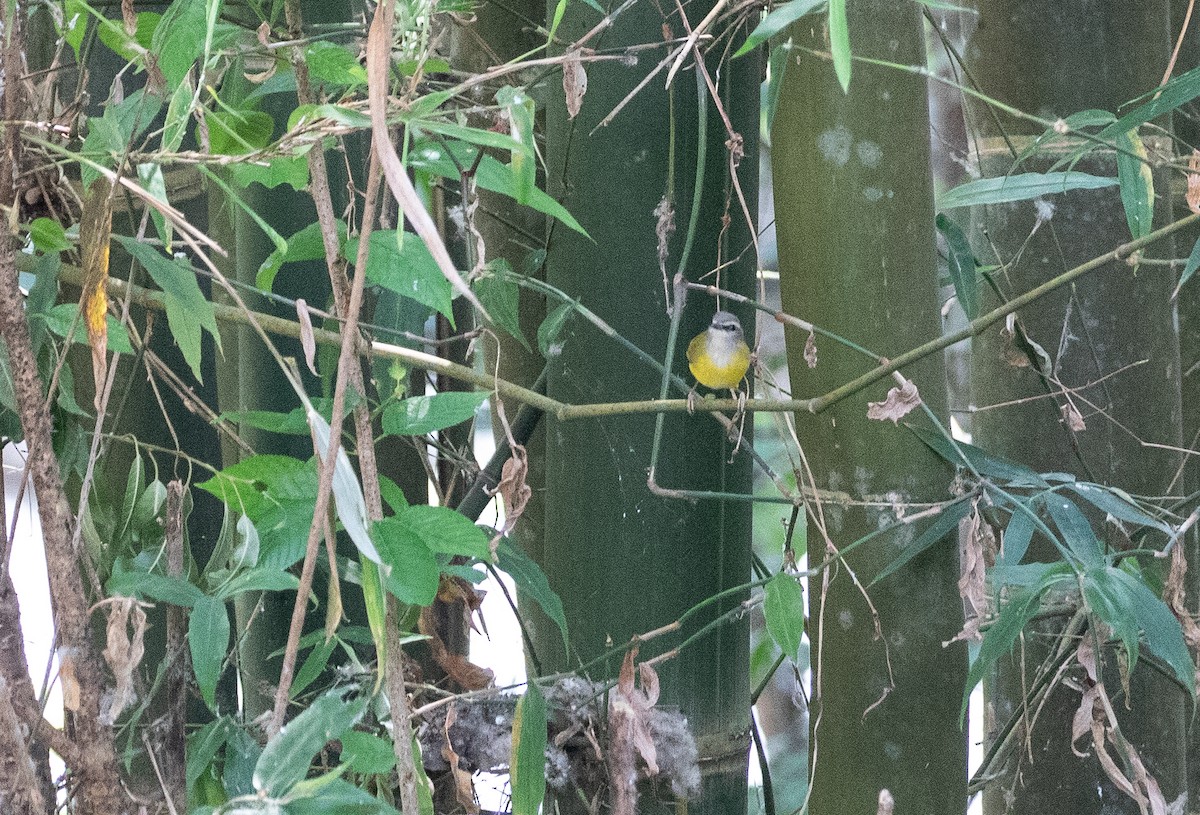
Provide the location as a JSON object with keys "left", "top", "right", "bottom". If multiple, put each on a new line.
{"left": 686, "top": 332, "right": 705, "bottom": 364}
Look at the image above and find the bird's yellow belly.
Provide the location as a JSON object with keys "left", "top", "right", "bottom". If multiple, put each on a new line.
{"left": 689, "top": 345, "right": 750, "bottom": 389}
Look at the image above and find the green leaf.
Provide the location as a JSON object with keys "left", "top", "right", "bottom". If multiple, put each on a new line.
{"left": 284, "top": 778, "right": 402, "bottom": 814}
{"left": 309, "top": 409, "right": 379, "bottom": 564}
{"left": 162, "top": 72, "right": 195, "bottom": 155}
{"left": 222, "top": 726, "right": 261, "bottom": 798}
{"left": 1083, "top": 566, "right": 1142, "bottom": 673}
{"left": 909, "top": 425, "right": 1048, "bottom": 487}
{"left": 28, "top": 217, "right": 72, "bottom": 253}
{"left": 496, "top": 86, "right": 536, "bottom": 204}
{"left": 151, "top": 0, "right": 208, "bottom": 88}
{"left": 187, "top": 717, "right": 234, "bottom": 790}
{"left": 409, "top": 140, "right": 588, "bottom": 237}
{"left": 497, "top": 539, "right": 568, "bottom": 652}
{"left": 106, "top": 570, "right": 205, "bottom": 606}
{"left": 1096, "top": 63, "right": 1200, "bottom": 142}
{"left": 935, "top": 213, "right": 979, "bottom": 319}
{"left": 190, "top": 594, "right": 229, "bottom": 711}
{"left": 372, "top": 517, "right": 440, "bottom": 605}
{"left": 382, "top": 391, "right": 488, "bottom": 436}
{"left": 230, "top": 155, "right": 310, "bottom": 191}
{"left": 304, "top": 41, "right": 367, "bottom": 87}
{"left": 511, "top": 681, "right": 547, "bottom": 815}
{"left": 347, "top": 229, "right": 452, "bottom": 322}
{"left": 42, "top": 304, "right": 134, "bottom": 354}
{"left": 763, "top": 572, "right": 804, "bottom": 659}
{"left": 1114, "top": 130, "right": 1153, "bottom": 240}
{"left": 828, "top": 0, "right": 851, "bottom": 92}
{"left": 733, "top": 0, "right": 827, "bottom": 58}
{"left": 994, "top": 504, "right": 1034, "bottom": 574}
{"left": 1108, "top": 567, "right": 1196, "bottom": 694}
{"left": 871, "top": 500, "right": 971, "bottom": 586}
{"left": 116, "top": 236, "right": 221, "bottom": 382}
{"left": 1177, "top": 235, "right": 1200, "bottom": 292}
{"left": 97, "top": 10, "right": 158, "bottom": 62}
{"left": 1068, "top": 483, "right": 1170, "bottom": 534}
{"left": 258, "top": 220, "right": 347, "bottom": 292}
{"left": 60, "top": 0, "right": 88, "bottom": 60}
{"left": 214, "top": 567, "right": 301, "bottom": 599}
{"left": 221, "top": 406, "right": 313, "bottom": 435}
{"left": 204, "top": 109, "right": 275, "bottom": 156}
{"left": 962, "top": 582, "right": 1050, "bottom": 722}
{"left": 396, "top": 505, "right": 490, "bottom": 559}
{"left": 290, "top": 637, "right": 338, "bottom": 699}
{"left": 339, "top": 730, "right": 396, "bottom": 776}
{"left": 197, "top": 455, "right": 320, "bottom": 570}
{"left": 79, "top": 90, "right": 163, "bottom": 188}
{"left": 1044, "top": 494, "right": 1103, "bottom": 567}
{"left": 937, "top": 171, "right": 1119, "bottom": 210}
{"left": 475, "top": 264, "right": 531, "bottom": 351}
{"left": 254, "top": 689, "right": 366, "bottom": 798}
{"left": 537, "top": 302, "right": 574, "bottom": 357}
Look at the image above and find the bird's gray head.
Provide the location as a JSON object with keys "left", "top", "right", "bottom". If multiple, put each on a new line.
{"left": 709, "top": 310, "right": 744, "bottom": 340}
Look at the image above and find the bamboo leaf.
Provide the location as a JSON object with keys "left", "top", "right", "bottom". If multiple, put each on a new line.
{"left": 511, "top": 682, "right": 547, "bottom": 815}
{"left": 1044, "top": 494, "right": 1103, "bottom": 567}
{"left": 764, "top": 572, "right": 804, "bottom": 659}
{"left": 1177, "top": 235, "right": 1200, "bottom": 292}
{"left": 937, "top": 171, "right": 1118, "bottom": 210}
{"left": 935, "top": 213, "right": 979, "bottom": 319}
{"left": 1114, "top": 129, "right": 1153, "bottom": 239}
{"left": 871, "top": 501, "right": 971, "bottom": 586}
{"left": 829, "top": 0, "right": 851, "bottom": 92}
{"left": 733, "top": 0, "right": 827, "bottom": 58}
{"left": 189, "top": 594, "right": 229, "bottom": 711}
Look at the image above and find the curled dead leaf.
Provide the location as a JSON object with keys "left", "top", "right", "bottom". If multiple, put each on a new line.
{"left": 563, "top": 50, "right": 588, "bottom": 120}
{"left": 419, "top": 606, "right": 494, "bottom": 690}
{"left": 488, "top": 443, "right": 531, "bottom": 559}
{"left": 101, "top": 597, "right": 148, "bottom": 724}
{"left": 1062, "top": 401, "right": 1086, "bottom": 432}
{"left": 442, "top": 704, "right": 479, "bottom": 814}
{"left": 295, "top": 298, "right": 319, "bottom": 376}
{"left": 58, "top": 647, "right": 80, "bottom": 712}
{"left": 608, "top": 648, "right": 662, "bottom": 815}
{"left": 944, "top": 506, "right": 990, "bottom": 645}
{"left": 866, "top": 378, "right": 921, "bottom": 424}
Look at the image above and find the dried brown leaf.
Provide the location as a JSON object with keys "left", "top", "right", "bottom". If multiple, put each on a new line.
{"left": 80, "top": 178, "right": 113, "bottom": 411}
{"left": 419, "top": 607, "right": 494, "bottom": 690}
{"left": 866, "top": 378, "right": 921, "bottom": 424}
{"left": 257, "top": 21, "right": 271, "bottom": 47}
{"left": 101, "top": 597, "right": 147, "bottom": 724}
{"left": 945, "top": 507, "right": 988, "bottom": 645}
{"left": 488, "top": 443, "right": 531, "bottom": 559}
{"left": 443, "top": 704, "right": 479, "bottom": 814}
{"left": 1062, "top": 402, "right": 1086, "bottom": 432}
{"left": 121, "top": 0, "right": 136, "bottom": 35}
{"left": 295, "top": 298, "right": 319, "bottom": 376}
{"left": 563, "top": 50, "right": 588, "bottom": 120}
{"left": 804, "top": 330, "right": 818, "bottom": 369}
{"left": 59, "top": 647, "right": 80, "bottom": 712}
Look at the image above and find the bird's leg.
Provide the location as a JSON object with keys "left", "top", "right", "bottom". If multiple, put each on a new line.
{"left": 728, "top": 387, "right": 748, "bottom": 455}
{"left": 687, "top": 385, "right": 699, "bottom": 415}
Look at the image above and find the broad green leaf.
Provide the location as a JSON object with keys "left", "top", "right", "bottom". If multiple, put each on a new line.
{"left": 96, "top": 10, "right": 158, "bottom": 62}
{"left": 937, "top": 171, "right": 1119, "bottom": 210}
{"left": 187, "top": 717, "right": 234, "bottom": 790}
{"left": 1044, "top": 494, "right": 1103, "bottom": 567}
{"left": 733, "top": 0, "right": 827, "bottom": 58}
{"left": 994, "top": 504, "right": 1035, "bottom": 573}
{"left": 1068, "top": 483, "right": 1170, "bottom": 534}
{"left": 409, "top": 140, "right": 588, "bottom": 237}
{"left": 79, "top": 90, "right": 163, "bottom": 188}
{"left": 28, "top": 217, "right": 72, "bottom": 253}
{"left": 763, "top": 572, "right": 804, "bottom": 659}
{"left": 222, "top": 726, "right": 261, "bottom": 798}
{"left": 304, "top": 41, "right": 367, "bottom": 87}
{"left": 1096, "top": 63, "right": 1200, "bottom": 141}
{"left": 537, "top": 302, "right": 574, "bottom": 357}
{"left": 1083, "top": 566, "right": 1142, "bottom": 671}
{"left": 372, "top": 518, "right": 440, "bottom": 606}
{"left": 116, "top": 237, "right": 221, "bottom": 383}
{"left": 339, "top": 730, "right": 396, "bottom": 775}
{"left": 137, "top": 162, "right": 173, "bottom": 249}
{"left": 962, "top": 582, "right": 1048, "bottom": 722}
{"left": 162, "top": 73, "right": 195, "bottom": 155}
{"left": 475, "top": 264, "right": 531, "bottom": 351}
{"left": 497, "top": 539, "right": 568, "bottom": 652}
{"left": 222, "top": 407, "right": 312, "bottom": 435}
{"left": 197, "top": 455, "right": 320, "bottom": 570}
{"left": 230, "top": 155, "right": 309, "bottom": 191}
{"left": 935, "top": 213, "right": 979, "bottom": 319}
{"left": 1109, "top": 567, "right": 1196, "bottom": 694}
{"left": 1178, "top": 234, "right": 1200, "bottom": 291}
{"left": 1114, "top": 129, "right": 1153, "bottom": 240}
{"left": 190, "top": 594, "right": 230, "bottom": 711}
{"left": 204, "top": 109, "right": 274, "bottom": 156}
{"left": 496, "top": 86, "right": 536, "bottom": 204}
{"left": 871, "top": 500, "right": 971, "bottom": 586}
{"left": 511, "top": 682, "right": 547, "bottom": 815}
{"left": 254, "top": 689, "right": 366, "bottom": 798}
{"left": 395, "top": 505, "right": 490, "bottom": 559}
{"left": 382, "top": 391, "right": 488, "bottom": 436}
{"left": 257, "top": 220, "right": 347, "bottom": 292}
{"left": 309, "top": 409, "right": 379, "bottom": 564}
{"left": 909, "top": 425, "right": 1048, "bottom": 487}
{"left": 829, "top": 0, "right": 851, "bottom": 92}
{"left": 347, "top": 229, "right": 452, "bottom": 322}
{"left": 151, "top": 0, "right": 208, "bottom": 87}
{"left": 214, "top": 567, "right": 300, "bottom": 599}
{"left": 289, "top": 637, "right": 337, "bottom": 699}
{"left": 106, "top": 570, "right": 205, "bottom": 607}
{"left": 42, "top": 305, "right": 134, "bottom": 354}
{"left": 61, "top": 0, "right": 88, "bottom": 59}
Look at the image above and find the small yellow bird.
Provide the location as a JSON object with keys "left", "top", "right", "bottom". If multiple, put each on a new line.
{"left": 687, "top": 310, "right": 751, "bottom": 393}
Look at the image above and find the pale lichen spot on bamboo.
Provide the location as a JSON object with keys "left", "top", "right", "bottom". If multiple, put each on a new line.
{"left": 817, "top": 124, "right": 854, "bottom": 167}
